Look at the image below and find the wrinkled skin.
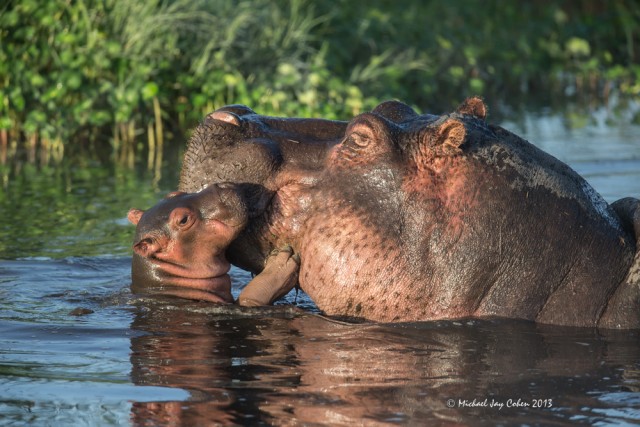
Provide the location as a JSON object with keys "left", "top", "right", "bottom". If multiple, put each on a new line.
{"left": 131, "top": 99, "right": 640, "bottom": 328}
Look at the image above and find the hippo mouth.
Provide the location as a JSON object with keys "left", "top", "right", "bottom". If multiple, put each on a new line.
{"left": 135, "top": 256, "right": 234, "bottom": 303}
{"left": 160, "top": 271, "right": 231, "bottom": 291}
{"left": 152, "top": 257, "right": 231, "bottom": 285}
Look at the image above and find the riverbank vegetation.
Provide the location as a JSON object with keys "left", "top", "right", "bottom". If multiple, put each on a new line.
{"left": 1, "top": 0, "right": 639, "bottom": 167}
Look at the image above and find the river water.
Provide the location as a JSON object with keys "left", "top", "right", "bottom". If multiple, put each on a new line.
{"left": 1, "top": 104, "right": 640, "bottom": 426}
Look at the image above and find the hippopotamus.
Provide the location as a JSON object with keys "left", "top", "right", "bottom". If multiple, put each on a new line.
{"left": 127, "top": 179, "right": 304, "bottom": 306}
{"left": 128, "top": 111, "right": 346, "bottom": 305}
{"left": 129, "top": 98, "right": 640, "bottom": 328}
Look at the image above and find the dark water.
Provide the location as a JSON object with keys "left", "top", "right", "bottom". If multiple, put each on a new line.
{"left": 1, "top": 105, "right": 640, "bottom": 426}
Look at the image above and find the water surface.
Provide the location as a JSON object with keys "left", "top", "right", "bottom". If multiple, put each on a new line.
{"left": 1, "top": 105, "right": 640, "bottom": 425}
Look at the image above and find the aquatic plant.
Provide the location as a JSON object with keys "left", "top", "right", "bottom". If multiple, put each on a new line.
{"left": 0, "top": 0, "right": 638, "bottom": 167}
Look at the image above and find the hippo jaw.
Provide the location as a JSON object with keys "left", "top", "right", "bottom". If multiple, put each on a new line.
{"left": 131, "top": 252, "right": 234, "bottom": 302}
{"left": 130, "top": 253, "right": 234, "bottom": 303}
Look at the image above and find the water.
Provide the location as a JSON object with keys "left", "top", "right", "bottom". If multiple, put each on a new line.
{"left": 1, "top": 105, "right": 640, "bottom": 426}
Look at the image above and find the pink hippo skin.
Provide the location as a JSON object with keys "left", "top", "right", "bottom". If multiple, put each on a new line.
{"left": 131, "top": 99, "right": 640, "bottom": 328}
{"left": 128, "top": 183, "right": 300, "bottom": 306}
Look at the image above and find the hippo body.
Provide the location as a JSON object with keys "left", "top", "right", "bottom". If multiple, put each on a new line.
{"left": 131, "top": 99, "right": 640, "bottom": 328}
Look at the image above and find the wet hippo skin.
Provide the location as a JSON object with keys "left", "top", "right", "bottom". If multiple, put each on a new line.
{"left": 130, "top": 98, "right": 640, "bottom": 328}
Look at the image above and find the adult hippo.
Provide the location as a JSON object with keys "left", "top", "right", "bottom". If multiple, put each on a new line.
{"left": 129, "top": 98, "right": 640, "bottom": 328}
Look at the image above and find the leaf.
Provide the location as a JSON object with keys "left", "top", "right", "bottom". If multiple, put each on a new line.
{"left": 0, "top": 117, "right": 12, "bottom": 129}
{"left": 10, "top": 88, "right": 25, "bottom": 112}
{"left": 142, "top": 82, "right": 159, "bottom": 101}
{"left": 566, "top": 37, "right": 590, "bottom": 57}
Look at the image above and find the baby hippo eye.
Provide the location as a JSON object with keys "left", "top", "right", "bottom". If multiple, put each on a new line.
{"left": 170, "top": 207, "right": 195, "bottom": 230}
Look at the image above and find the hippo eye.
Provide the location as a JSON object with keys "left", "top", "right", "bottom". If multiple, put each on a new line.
{"left": 345, "top": 133, "right": 369, "bottom": 148}
{"left": 179, "top": 215, "right": 190, "bottom": 226}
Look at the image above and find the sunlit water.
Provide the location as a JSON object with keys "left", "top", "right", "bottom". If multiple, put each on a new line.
{"left": 1, "top": 105, "right": 640, "bottom": 426}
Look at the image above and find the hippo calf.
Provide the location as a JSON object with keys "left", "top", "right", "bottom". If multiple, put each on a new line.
{"left": 130, "top": 98, "right": 640, "bottom": 328}
{"left": 128, "top": 183, "right": 299, "bottom": 305}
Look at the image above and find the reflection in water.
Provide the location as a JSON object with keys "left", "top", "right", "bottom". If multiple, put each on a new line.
{"left": 128, "top": 302, "right": 640, "bottom": 425}
{"left": 1, "top": 105, "right": 640, "bottom": 425}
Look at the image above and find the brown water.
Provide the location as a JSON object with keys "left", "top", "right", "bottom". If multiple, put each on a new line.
{"left": 1, "top": 104, "right": 640, "bottom": 426}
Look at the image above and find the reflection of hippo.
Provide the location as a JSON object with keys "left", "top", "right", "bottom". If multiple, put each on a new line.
{"left": 128, "top": 306, "right": 640, "bottom": 425}
{"left": 130, "top": 98, "right": 640, "bottom": 328}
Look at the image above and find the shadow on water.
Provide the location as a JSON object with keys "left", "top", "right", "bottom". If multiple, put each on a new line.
{"left": 1, "top": 102, "right": 640, "bottom": 425}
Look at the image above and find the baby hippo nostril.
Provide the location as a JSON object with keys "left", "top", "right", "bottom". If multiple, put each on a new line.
{"left": 132, "top": 236, "right": 161, "bottom": 258}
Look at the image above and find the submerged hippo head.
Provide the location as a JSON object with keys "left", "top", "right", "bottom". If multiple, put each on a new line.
{"left": 128, "top": 183, "right": 248, "bottom": 303}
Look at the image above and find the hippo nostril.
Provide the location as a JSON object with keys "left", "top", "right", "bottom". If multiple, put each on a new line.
{"left": 133, "top": 237, "right": 158, "bottom": 258}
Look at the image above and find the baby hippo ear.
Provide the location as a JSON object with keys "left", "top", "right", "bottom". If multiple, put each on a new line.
{"left": 127, "top": 208, "right": 145, "bottom": 225}
{"left": 456, "top": 96, "right": 487, "bottom": 120}
{"left": 438, "top": 119, "right": 466, "bottom": 152}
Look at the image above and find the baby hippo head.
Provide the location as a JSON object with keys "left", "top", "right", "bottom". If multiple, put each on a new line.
{"left": 127, "top": 183, "right": 249, "bottom": 303}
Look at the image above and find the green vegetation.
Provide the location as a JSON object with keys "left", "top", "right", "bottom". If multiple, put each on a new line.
{"left": 1, "top": 0, "right": 639, "bottom": 166}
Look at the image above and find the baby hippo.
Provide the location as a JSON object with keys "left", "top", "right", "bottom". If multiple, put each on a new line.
{"left": 127, "top": 183, "right": 299, "bottom": 306}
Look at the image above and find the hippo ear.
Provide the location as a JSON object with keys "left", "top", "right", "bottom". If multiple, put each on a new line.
{"left": 127, "top": 209, "right": 145, "bottom": 225}
{"left": 456, "top": 97, "right": 487, "bottom": 120}
{"left": 438, "top": 119, "right": 466, "bottom": 151}
{"left": 372, "top": 100, "right": 418, "bottom": 123}
{"left": 206, "top": 111, "right": 241, "bottom": 126}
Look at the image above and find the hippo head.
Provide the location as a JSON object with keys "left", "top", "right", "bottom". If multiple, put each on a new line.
{"left": 178, "top": 105, "right": 348, "bottom": 270}
{"left": 128, "top": 183, "right": 248, "bottom": 303}
{"left": 129, "top": 110, "right": 347, "bottom": 298}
